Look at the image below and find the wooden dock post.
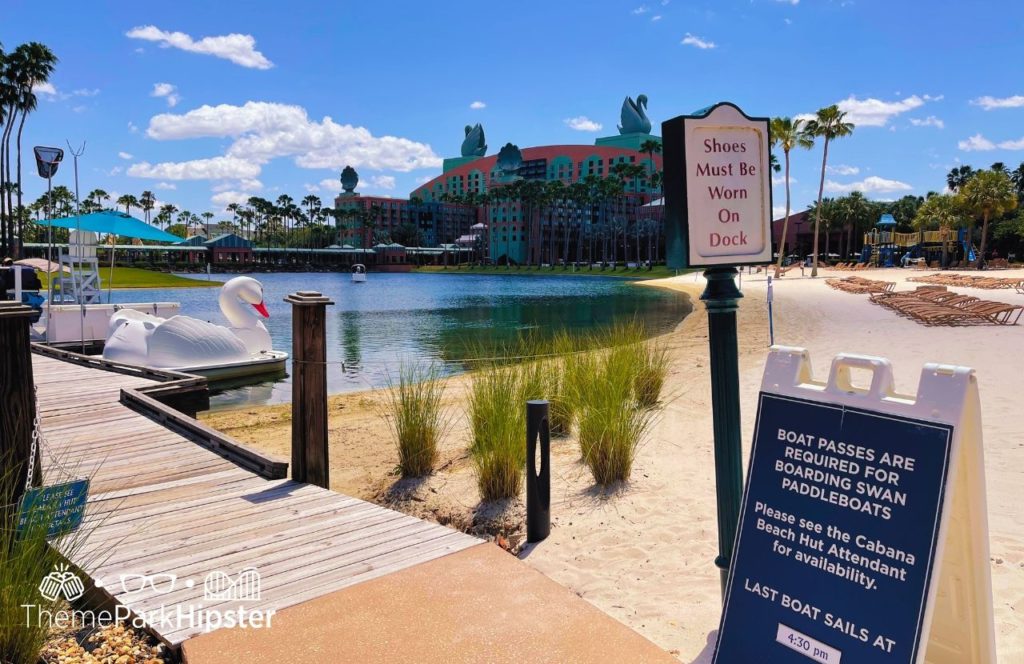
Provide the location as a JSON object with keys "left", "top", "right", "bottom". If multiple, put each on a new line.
{"left": 285, "top": 291, "right": 334, "bottom": 488}
{"left": 0, "top": 301, "right": 41, "bottom": 509}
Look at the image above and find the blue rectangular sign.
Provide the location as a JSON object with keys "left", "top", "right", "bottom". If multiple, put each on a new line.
{"left": 17, "top": 479, "right": 89, "bottom": 539}
{"left": 713, "top": 393, "right": 953, "bottom": 664}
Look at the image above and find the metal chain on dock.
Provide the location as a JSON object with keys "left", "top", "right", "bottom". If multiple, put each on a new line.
{"left": 24, "top": 387, "right": 41, "bottom": 492}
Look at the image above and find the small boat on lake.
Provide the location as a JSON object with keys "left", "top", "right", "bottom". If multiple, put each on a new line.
{"left": 352, "top": 264, "right": 367, "bottom": 283}
{"left": 102, "top": 276, "right": 288, "bottom": 380}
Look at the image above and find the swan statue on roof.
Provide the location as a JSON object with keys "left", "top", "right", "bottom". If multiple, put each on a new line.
{"left": 102, "top": 276, "right": 273, "bottom": 369}
{"left": 461, "top": 123, "right": 487, "bottom": 157}
{"left": 618, "top": 94, "right": 652, "bottom": 135}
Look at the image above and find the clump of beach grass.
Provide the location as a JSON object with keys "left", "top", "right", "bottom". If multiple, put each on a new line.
{"left": 568, "top": 322, "right": 661, "bottom": 485}
{"left": 0, "top": 451, "right": 107, "bottom": 664}
{"left": 382, "top": 362, "right": 450, "bottom": 478}
{"left": 634, "top": 337, "right": 669, "bottom": 408}
{"left": 469, "top": 364, "right": 528, "bottom": 500}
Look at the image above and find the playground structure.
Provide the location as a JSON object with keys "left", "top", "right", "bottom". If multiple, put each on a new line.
{"left": 861, "top": 214, "right": 968, "bottom": 267}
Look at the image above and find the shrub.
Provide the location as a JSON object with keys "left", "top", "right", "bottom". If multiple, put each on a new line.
{"left": 382, "top": 363, "right": 449, "bottom": 478}
{"left": 0, "top": 452, "right": 102, "bottom": 663}
{"left": 469, "top": 364, "right": 528, "bottom": 501}
{"left": 634, "top": 338, "right": 670, "bottom": 408}
{"left": 575, "top": 339, "right": 656, "bottom": 485}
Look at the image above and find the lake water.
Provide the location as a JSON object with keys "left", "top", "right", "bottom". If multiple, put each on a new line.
{"left": 107, "top": 272, "right": 692, "bottom": 410}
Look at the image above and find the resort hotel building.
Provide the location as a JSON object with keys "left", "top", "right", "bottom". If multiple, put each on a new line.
{"left": 334, "top": 95, "right": 664, "bottom": 266}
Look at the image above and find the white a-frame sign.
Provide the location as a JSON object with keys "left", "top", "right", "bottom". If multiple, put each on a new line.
{"left": 714, "top": 348, "right": 994, "bottom": 664}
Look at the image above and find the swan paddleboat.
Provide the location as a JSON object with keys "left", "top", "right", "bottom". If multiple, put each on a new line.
{"left": 102, "top": 276, "right": 289, "bottom": 380}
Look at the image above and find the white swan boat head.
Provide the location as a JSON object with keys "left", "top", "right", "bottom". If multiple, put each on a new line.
{"left": 103, "top": 276, "right": 287, "bottom": 375}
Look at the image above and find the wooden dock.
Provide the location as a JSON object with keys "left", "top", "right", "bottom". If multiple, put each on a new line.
{"left": 33, "top": 350, "right": 481, "bottom": 648}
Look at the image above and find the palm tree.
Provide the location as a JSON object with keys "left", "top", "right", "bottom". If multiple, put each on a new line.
{"left": 201, "top": 211, "right": 214, "bottom": 235}
{"left": 140, "top": 190, "right": 155, "bottom": 223}
{"left": 156, "top": 203, "right": 177, "bottom": 229}
{"left": 1010, "top": 162, "right": 1024, "bottom": 197}
{"left": 1, "top": 42, "right": 58, "bottom": 255}
{"left": 116, "top": 194, "right": 140, "bottom": 215}
{"left": 86, "top": 188, "right": 109, "bottom": 211}
{"left": 769, "top": 117, "right": 814, "bottom": 276}
{"left": 959, "top": 169, "right": 1018, "bottom": 267}
{"left": 639, "top": 138, "right": 662, "bottom": 179}
{"left": 912, "top": 194, "right": 963, "bottom": 268}
{"left": 946, "top": 166, "right": 975, "bottom": 193}
{"left": 804, "top": 105, "right": 855, "bottom": 277}
{"left": 302, "top": 194, "right": 321, "bottom": 249}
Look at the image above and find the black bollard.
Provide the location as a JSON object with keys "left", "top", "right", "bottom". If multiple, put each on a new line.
{"left": 526, "top": 400, "right": 551, "bottom": 543}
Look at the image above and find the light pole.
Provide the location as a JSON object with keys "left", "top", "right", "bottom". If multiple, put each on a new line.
{"left": 33, "top": 146, "right": 64, "bottom": 344}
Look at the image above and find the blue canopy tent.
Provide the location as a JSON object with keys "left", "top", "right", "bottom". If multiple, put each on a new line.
{"left": 37, "top": 210, "right": 184, "bottom": 303}
{"left": 38, "top": 210, "right": 183, "bottom": 243}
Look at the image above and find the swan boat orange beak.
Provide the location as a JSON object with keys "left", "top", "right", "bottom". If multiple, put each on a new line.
{"left": 252, "top": 301, "right": 269, "bottom": 318}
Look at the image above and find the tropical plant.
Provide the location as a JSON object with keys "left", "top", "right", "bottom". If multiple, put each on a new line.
{"left": 946, "top": 165, "right": 975, "bottom": 193}
{"left": 912, "top": 193, "right": 964, "bottom": 267}
{"left": 958, "top": 169, "right": 1018, "bottom": 267}
{"left": 769, "top": 117, "right": 814, "bottom": 276}
{"left": 382, "top": 363, "right": 450, "bottom": 477}
{"left": 1, "top": 41, "right": 58, "bottom": 256}
{"left": 116, "top": 194, "right": 139, "bottom": 215}
{"left": 804, "top": 105, "right": 855, "bottom": 277}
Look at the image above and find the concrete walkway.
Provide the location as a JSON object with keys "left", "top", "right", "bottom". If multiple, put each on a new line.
{"left": 182, "top": 544, "right": 677, "bottom": 663}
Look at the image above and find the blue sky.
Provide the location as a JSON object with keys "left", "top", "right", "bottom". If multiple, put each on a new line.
{"left": 5, "top": 0, "right": 1024, "bottom": 219}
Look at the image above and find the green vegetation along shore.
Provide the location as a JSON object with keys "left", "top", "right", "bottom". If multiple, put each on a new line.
{"left": 414, "top": 264, "right": 686, "bottom": 280}
{"left": 39, "top": 267, "right": 222, "bottom": 290}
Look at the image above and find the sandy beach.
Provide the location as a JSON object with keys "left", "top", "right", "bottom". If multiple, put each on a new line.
{"left": 201, "top": 267, "right": 1024, "bottom": 662}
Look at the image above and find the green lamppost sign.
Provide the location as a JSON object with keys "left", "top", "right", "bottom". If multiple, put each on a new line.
{"left": 662, "top": 102, "right": 773, "bottom": 595}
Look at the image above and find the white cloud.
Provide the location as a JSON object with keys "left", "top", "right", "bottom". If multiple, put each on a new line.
{"left": 304, "top": 183, "right": 320, "bottom": 193}
{"left": 651, "top": 15, "right": 662, "bottom": 21}
{"left": 145, "top": 101, "right": 441, "bottom": 174}
{"left": 362, "top": 175, "right": 396, "bottom": 190}
{"left": 957, "top": 134, "right": 996, "bottom": 151}
{"left": 128, "top": 156, "right": 261, "bottom": 180}
{"left": 632, "top": 5, "right": 650, "bottom": 14}
{"left": 33, "top": 82, "right": 57, "bottom": 97}
{"left": 317, "top": 174, "right": 396, "bottom": 194}
{"left": 469, "top": 101, "right": 486, "bottom": 110}
{"left": 776, "top": 0, "right": 799, "bottom": 4}
{"left": 564, "top": 116, "right": 603, "bottom": 132}
{"left": 909, "top": 116, "right": 944, "bottom": 129}
{"left": 826, "top": 164, "right": 859, "bottom": 175}
{"left": 150, "top": 82, "right": 180, "bottom": 107}
{"left": 128, "top": 121, "right": 139, "bottom": 133}
{"left": 211, "top": 190, "right": 256, "bottom": 211}
{"left": 773, "top": 205, "right": 789, "bottom": 219}
{"left": 71, "top": 105, "right": 87, "bottom": 114}
{"left": 771, "top": 174, "right": 797, "bottom": 185}
{"left": 681, "top": 33, "right": 716, "bottom": 49}
{"left": 125, "top": 25, "right": 273, "bottom": 69}
{"left": 825, "top": 176, "right": 913, "bottom": 194}
{"left": 415, "top": 175, "right": 435, "bottom": 185}
{"left": 834, "top": 95, "right": 930, "bottom": 127}
{"left": 970, "top": 95, "right": 1024, "bottom": 111}
{"left": 32, "top": 83, "right": 99, "bottom": 101}
{"left": 319, "top": 178, "right": 342, "bottom": 193}
{"left": 155, "top": 182, "right": 177, "bottom": 190}
{"left": 211, "top": 178, "right": 262, "bottom": 192}
{"left": 118, "top": 151, "right": 133, "bottom": 160}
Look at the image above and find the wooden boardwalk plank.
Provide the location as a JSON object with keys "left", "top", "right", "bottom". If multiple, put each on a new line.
{"left": 32, "top": 352, "right": 480, "bottom": 650}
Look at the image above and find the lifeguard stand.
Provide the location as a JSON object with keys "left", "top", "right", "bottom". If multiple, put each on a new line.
{"left": 56, "top": 229, "right": 102, "bottom": 304}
